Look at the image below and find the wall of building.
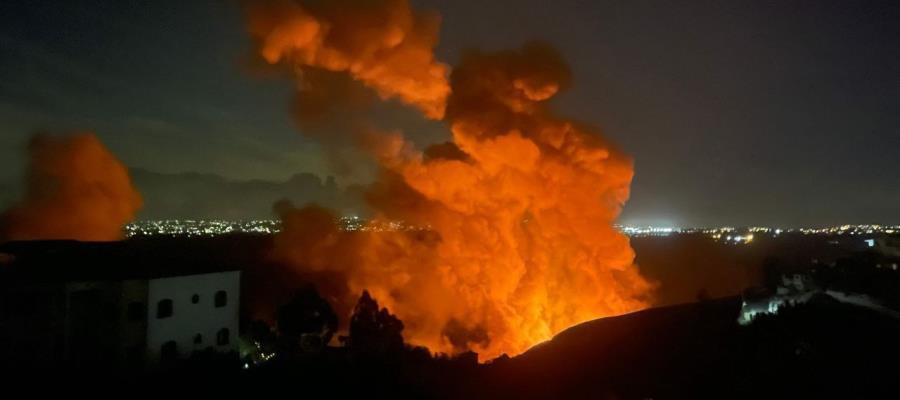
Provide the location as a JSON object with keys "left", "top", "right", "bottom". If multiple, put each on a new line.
{"left": 146, "top": 271, "right": 240, "bottom": 362}
{"left": 118, "top": 279, "right": 149, "bottom": 368}
{"left": 0, "top": 282, "right": 68, "bottom": 368}
{"left": 65, "top": 281, "right": 125, "bottom": 365}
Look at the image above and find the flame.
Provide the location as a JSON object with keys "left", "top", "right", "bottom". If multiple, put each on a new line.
{"left": 252, "top": 0, "right": 654, "bottom": 360}
{"left": 0, "top": 133, "right": 142, "bottom": 242}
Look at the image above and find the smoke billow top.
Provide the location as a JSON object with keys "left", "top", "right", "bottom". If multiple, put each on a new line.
{"left": 0, "top": 133, "right": 142, "bottom": 242}
{"left": 249, "top": 0, "right": 655, "bottom": 360}
{"left": 246, "top": 0, "right": 450, "bottom": 120}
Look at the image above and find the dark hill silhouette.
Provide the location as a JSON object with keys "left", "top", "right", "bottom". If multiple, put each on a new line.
{"left": 480, "top": 297, "right": 743, "bottom": 399}
{"left": 476, "top": 295, "right": 900, "bottom": 399}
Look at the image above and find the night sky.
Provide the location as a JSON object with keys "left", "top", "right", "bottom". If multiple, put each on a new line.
{"left": 0, "top": 0, "right": 897, "bottom": 227}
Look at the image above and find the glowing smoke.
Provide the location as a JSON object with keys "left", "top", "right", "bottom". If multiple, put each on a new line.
{"left": 249, "top": 0, "right": 655, "bottom": 359}
{"left": 0, "top": 133, "right": 142, "bottom": 242}
{"left": 245, "top": 0, "right": 450, "bottom": 119}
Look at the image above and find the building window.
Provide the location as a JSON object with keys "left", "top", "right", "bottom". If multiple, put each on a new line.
{"left": 214, "top": 290, "right": 227, "bottom": 308}
{"left": 217, "top": 328, "right": 230, "bottom": 346}
{"left": 191, "top": 294, "right": 200, "bottom": 304}
{"left": 194, "top": 334, "right": 203, "bottom": 345}
{"left": 156, "top": 299, "right": 173, "bottom": 319}
{"left": 127, "top": 301, "right": 145, "bottom": 321}
{"left": 161, "top": 341, "right": 177, "bottom": 361}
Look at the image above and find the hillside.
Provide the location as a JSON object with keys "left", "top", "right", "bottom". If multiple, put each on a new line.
{"left": 476, "top": 296, "right": 900, "bottom": 399}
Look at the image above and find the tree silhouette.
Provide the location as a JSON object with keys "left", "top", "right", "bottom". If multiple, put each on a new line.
{"left": 348, "top": 290, "right": 405, "bottom": 358}
{"left": 247, "top": 319, "right": 276, "bottom": 345}
{"left": 761, "top": 256, "right": 786, "bottom": 290}
{"left": 276, "top": 285, "right": 338, "bottom": 350}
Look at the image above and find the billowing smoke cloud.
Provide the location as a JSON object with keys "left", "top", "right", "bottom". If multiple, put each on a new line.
{"left": 0, "top": 133, "right": 142, "bottom": 242}
{"left": 246, "top": 0, "right": 450, "bottom": 120}
{"left": 250, "top": 0, "right": 654, "bottom": 360}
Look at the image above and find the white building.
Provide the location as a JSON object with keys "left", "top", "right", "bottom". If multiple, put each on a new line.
{"left": 146, "top": 271, "right": 240, "bottom": 363}
{"left": 0, "top": 240, "right": 241, "bottom": 369}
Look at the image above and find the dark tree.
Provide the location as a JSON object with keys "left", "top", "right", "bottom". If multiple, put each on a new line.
{"left": 247, "top": 319, "right": 276, "bottom": 345}
{"left": 276, "top": 285, "right": 338, "bottom": 350}
{"left": 348, "top": 290, "right": 405, "bottom": 357}
{"left": 761, "top": 256, "right": 786, "bottom": 290}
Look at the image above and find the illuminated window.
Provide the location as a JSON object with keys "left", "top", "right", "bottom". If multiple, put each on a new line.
{"left": 156, "top": 299, "right": 173, "bottom": 319}
{"left": 214, "top": 291, "right": 227, "bottom": 308}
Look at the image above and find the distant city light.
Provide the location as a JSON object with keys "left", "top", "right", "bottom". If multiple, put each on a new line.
{"left": 616, "top": 225, "right": 680, "bottom": 237}
{"left": 125, "top": 221, "right": 900, "bottom": 239}
{"left": 124, "top": 216, "right": 428, "bottom": 238}
{"left": 125, "top": 219, "right": 282, "bottom": 237}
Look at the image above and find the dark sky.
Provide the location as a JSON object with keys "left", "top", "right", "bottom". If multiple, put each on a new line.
{"left": 0, "top": 0, "right": 897, "bottom": 227}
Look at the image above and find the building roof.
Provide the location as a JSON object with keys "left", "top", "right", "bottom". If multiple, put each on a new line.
{"left": 0, "top": 239, "right": 242, "bottom": 283}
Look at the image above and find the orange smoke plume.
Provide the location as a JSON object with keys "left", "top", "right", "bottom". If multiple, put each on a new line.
{"left": 245, "top": 0, "right": 450, "bottom": 119}
{"left": 254, "top": 2, "right": 654, "bottom": 360}
{"left": 0, "top": 133, "right": 142, "bottom": 242}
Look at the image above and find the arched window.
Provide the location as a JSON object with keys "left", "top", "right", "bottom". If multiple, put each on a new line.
{"left": 194, "top": 333, "right": 203, "bottom": 345}
{"left": 217, "top": 328, "right": 230, "bottom": 346}
{"left": 156, "top": 299, "right": 173, "bottom": 319}
{"left": 191, "top": 294, "right": 200, "bottom": 304}
{"left": 161, "top": 341, "right": 177, "bottom": 361}
{"left": 214, "top": 290, "right": 227, "bottom": 308}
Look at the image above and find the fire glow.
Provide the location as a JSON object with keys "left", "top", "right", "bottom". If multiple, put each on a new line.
{"left": 0, "top": 133, "right": 142, "bottom": 242}
{"left": 248, "top": 0, "right": 655, "bottom": 360}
